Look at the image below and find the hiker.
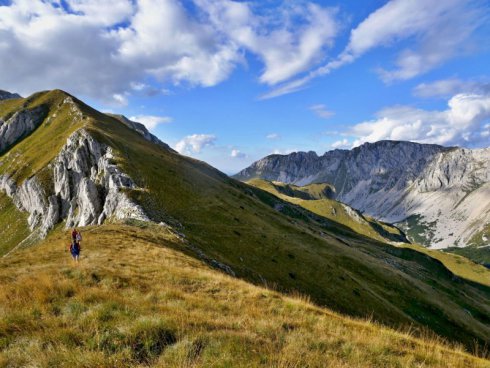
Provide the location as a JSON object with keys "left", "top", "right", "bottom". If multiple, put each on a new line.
{"left": 69, "top": 238, "right": 81, "bottom": 263}
{"left": 69, "top": 228, "right": 82, "bottom": 263}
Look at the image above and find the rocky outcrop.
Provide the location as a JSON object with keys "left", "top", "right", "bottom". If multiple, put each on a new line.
{"left": 0, "top": 105, "right": 48, "bottom": 153}
{"left": 235, "top": 141, "right": 490, "bottom": 248}
{"left": 0, "top": 90, "right": 21, "bottom": 101}
{"left": 0, "top": 129, "right": 148, "bottom": 236}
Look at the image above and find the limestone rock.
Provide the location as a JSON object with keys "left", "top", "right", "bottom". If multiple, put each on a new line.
{"left": 0, "top": 105, "right": 48, "bottom": 153}
{"left": 0, "top": 129, "right": 149, "bottom": 237}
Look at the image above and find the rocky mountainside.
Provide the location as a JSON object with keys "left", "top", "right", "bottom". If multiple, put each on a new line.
{"left": 235, "top": 141, "right": 490, "bottom": 248}
{"left": 0, "top": 91, "right": 159, "bottom": 242}
{"left": 1, "top": 90, "right": 489, "bottom": 350}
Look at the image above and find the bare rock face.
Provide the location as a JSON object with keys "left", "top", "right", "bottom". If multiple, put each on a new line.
{"left": 54, "top": 129, "right": 148, "bottom": 228}
{"left": 0, "top": 129, "right": 148, "bottom": 236}
{"left": 0, "top": 90, "right": 21, "bottom": 101}
{"left": 0, "top": 105, "right": 48, "bottom": 153}
{"left": 235, "top": 141, "right": 490, "bottom": 248}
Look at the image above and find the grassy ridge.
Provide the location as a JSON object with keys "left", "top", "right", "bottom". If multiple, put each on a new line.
{"left": 246, "top": 178, "right": 407, "bottom": 244}
{"left": 246, "top": 179, "right": 490, "bottom": 287}
{"left": 0, "top": 224, "right": 488, "bottom": 367}
{"left": 396, "top": 243, "right": 490, "bottom": 287}
{"left": 82, "top": 108, "right": 490, "bottom": 350}
{"left": 1, "top": 90, "right": 489, "bottom": 353}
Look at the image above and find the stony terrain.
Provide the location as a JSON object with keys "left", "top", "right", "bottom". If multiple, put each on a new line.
{"left": 235, "top": 141, "right": 490, "bottom": 249}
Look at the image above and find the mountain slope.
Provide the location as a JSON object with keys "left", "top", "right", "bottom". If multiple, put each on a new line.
{"left": 246, "top": 178, "right": 408, "bottom": 244}
{"left": 1, "top": 224, "right": 488, "bottom": 367}
{"left": 1, "top": 90, "right": 489, "bottom": 352}
{"left": 235, "top": 141, "right": 490, "bottom": 249}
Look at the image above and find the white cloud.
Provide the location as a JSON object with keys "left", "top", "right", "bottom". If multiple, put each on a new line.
{"left": 349, "top": 93, "right": 490, "bottom": 148}
{"left": 195, "top": 0, "right": 339, "bottom": 85}
{"left": 265, "top": 0, "right": 485, "bottom": 98}
{"left": 117, "top": 0, "right": 241, "bottom": 88}
{"left": 112, "top": 94, "right": 129, "bottom": 106}
{"left": 0, "top": 0, "right": 340, "bottom": 101}
{"left": 310, "top": 104, "right": 334, "bottom": 119}
{"left": 230, "top": 149, "right": 246, "bottom": 158}
{"left": 331, "top": 139, "right": 350, "bottom": 149}
{"left": 129, "top": 115, "right": 172, "bottom": 130}
{"left": 413, "top": 78, "right": 490, "bottom": 98}
{"left": 348, "top": 0, "right": 481, "bottom": 83}
{"left": 175, "top": 134, "right": 216, "bottom": 154}
{"left": 266, "top": 133, "right": 280, "bottom": 140}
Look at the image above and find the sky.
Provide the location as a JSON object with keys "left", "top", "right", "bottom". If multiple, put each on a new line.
{"left": 0, "top": 0, "right": 489, "bottom": 174}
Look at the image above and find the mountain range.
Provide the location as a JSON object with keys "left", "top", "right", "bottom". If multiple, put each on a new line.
{"left": 0, "top": 89, "right": 489, "bottom": 365}
{"left": 235, "top": 141, "right": 490, "bottom": 252}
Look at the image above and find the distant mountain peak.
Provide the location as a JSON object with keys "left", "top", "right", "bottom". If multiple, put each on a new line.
{"left": 0, "top": 89, "right": 21, "bottom": 101}
{"left": 235, "top": 140, "right": 490, "bottom": 248}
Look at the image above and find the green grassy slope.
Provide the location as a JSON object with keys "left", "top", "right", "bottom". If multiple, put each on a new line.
{"left": 395, "top": 243, "right": 490, "bottom": 287}
{"left": 0, "top": 224, "right": 488, "bottom": 368}
{"left": 445, "top": 246, "right": 490, "bottom": 268}
{"left": 83, "top": 102, "right": 490, "bottom": 350}
{"left": 246, "top": 179, "right": 490, "bottom": 287}
{"left": 1, "top": 90, "right": 489, "bottom": 353}
{"left": 247, "top": 178, "right": 407, "bottom": 244}
{"left": 0, "top": 193, "right": 30, "bottom": 255}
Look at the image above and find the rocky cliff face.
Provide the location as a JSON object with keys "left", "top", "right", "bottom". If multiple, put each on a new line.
{"left": 0, "top": 129, "right": 148, "bottom": 236}
{"left": 235, "top": 141, "right": 490, "bottom": 248}
{"left": 0, "top": 105, "right": 48, "bottom": 153}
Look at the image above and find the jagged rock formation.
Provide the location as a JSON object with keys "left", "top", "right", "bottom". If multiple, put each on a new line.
{"left": 0, "top": 129, "right": 148, "bottom": 236}
{"left": 235, "top": 141, "right": 490, "bottom": 248}
{"left": 0, "top": 89, "right": 157, "bottom": 239}
{"left": 0, "top": 90, "right": 21, "bottom": 101}
{"left": 0, "top": 105, "right": 48, "bottom": 153}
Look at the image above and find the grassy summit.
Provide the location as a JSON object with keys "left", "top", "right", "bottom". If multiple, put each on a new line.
{"left": 1, "top": 90, "right": 489, "bottom": 359}
{"left": 0, "top": 224, "right": 488, "bottom": 368}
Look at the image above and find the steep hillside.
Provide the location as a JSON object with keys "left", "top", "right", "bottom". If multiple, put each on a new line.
{"left": 234, "top": 141, "right": 490, "bottom": 249}
{"left": 1, "top": 224, "right": 488, "bottom": 367}
{"left": 247, "top": 179, "right": 408, "bottom": 244}
{"left": 1, "top": 90, "right": 489, "bottom": 353}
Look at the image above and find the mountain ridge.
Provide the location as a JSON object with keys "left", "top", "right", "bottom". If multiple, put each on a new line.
{"left": 1, "top": 89, "right": 490, "bottom": 353}
{"left": 235, "top": 140, "right": 490, "bottom": 249}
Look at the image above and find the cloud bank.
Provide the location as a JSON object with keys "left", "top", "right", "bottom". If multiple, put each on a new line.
{"left": 265, "top": 0, "right": 486, "bottom": 98}
{"left": 349, "top": 93, "right": 490, "bottom": 148}
{"left": 0, "top": 0, "right": 338, "bottom": 103}
{"left": 175, "top": 134, "right": 216, "bottom": 154}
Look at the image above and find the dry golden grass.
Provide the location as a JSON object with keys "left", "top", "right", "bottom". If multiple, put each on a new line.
{"left": 0, "top": 224, "right": 488, "bottom": 368}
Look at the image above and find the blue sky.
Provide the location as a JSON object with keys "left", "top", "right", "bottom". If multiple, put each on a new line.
{"left": 0, "top": 0, "right": 489, "bottom": 173}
